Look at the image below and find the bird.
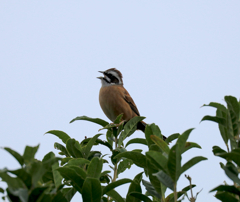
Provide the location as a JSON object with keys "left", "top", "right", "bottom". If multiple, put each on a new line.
{"left": 97, "top": 68, "right": 166, "bottom": 140}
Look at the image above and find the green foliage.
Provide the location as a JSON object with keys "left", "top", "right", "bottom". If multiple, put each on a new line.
{"left": 4, "top": 96, "right": 240, "bottom": 201}
{"left": 0, "top": 146, "right": 72, "bottom": 202}
{"left": 202, "top": 95, "right": 240, "bottom": 201}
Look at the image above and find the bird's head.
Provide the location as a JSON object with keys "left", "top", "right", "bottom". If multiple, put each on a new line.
{"left": 97, "top": 68, "right": 123, "bottom": 86}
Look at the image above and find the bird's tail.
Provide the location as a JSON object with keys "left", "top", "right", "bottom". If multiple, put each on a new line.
{"left": 137, "top": 121, "right": 167, "bottom": 141}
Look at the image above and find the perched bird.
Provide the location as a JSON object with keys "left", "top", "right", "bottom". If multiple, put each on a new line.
{"left": 97, "top": 68, "right": 166, "bottom": 140}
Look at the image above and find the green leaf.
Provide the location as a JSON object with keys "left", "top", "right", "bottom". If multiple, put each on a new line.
{"left": 2, "top": 147, "right": 24, "bottom": 166}
{"left": 166, "top": 129, "right": 194, "bottom": 183}
{"left": 147, "top": 160, "right": 164, "bottom": 198}
{"left": 38, "top": 193, "right": 52, "bottom": 202}
{"left": 221, "top": 162, "right": 240, "bottom": 185}
{"left": 167, "top": 145, "right": 178, "bottom": 182}
{"left": 42, "top": 152, "right": 60, "bottom": 170}
{"left": 42, "top": 170, "right": 53, "bottom": 184}
{"left": 216, "top": 109, "right": 229, "bottom": 145}
{"left": 66, "top": 139, "right": 83, "bottom": 158}
{"left": 215, "top": 192, "right": 238, "bottom": 202}
{"left": 52, "top": 191, "right": 68, "bottom": 202}
{"left": 146, "top": 151, "right": 168, "bottom": 173}
{"left": 61, "top": 157, "right": 72, "bottom": 166}
{"left": 212, "top": 146, "right": 227, "bottom": 157}
{"left": 118, "top": 116, "right": 145, "bottom": 147}
{"left": 165, "top": 133, "right": 180, "bottom": 144}
{"left": 42, "top": 151, "right": 54, "bottom": 161}
{"left": 218, "top": 149, "right": 240, "bottom": 167}
{"left": 82, "top": 134, "right": 102, "bottom": 158}
{"left": 8, "top": 169, "right": 32, "bottom": 189}
{"left": 126, "top": 172, "right": 143, "bottom": 202}
{"left": 201, "top": 115, "right": 227, "bottom": 126}
{"left": 165, "top": 185, "right": 196, "bottom": 202}
{"left": 126, "top": 138, "right": 147, "bottom": 147}
{"left": 129, "top": 192, "right": 152, "bottom": 202}
{"left": 101, "top": 170, "right": 111, "bottom": 176}
{"left": 177, "top": 128, "right": 194, "bottom": 154}
{"left": 70, "top": 116, "right": 109, "bottom": 127}
{"left": 57, "top": 166, "right": 86, "bottom": 192}
{"left": 150, "top": 135, "right": 169, "bottom": 154}
{"left": 66, "top": 158, "right": 90, "bottom": 167}
{"left": 202, "top": 102, "right": 227, "bottom": 112}
{"left": 100, "top": 171, "right": 111, "bottom": 184}
{"left": 27, "top": 161, "right": 46, "bottom": 187}
{"left": 6, "top": 188, "right": 21, "bottom": 202}
{"left": 225, "top": 96, "right": 239, "bottom": 150}
{"left": 23, "top": 145, "right": 39, "bottom": 163}
{"left": 145, "top": 125, "right": 155, "bottom": 149}
{"left": 106, "top": 130, "right": 114, "bottom": 148}
{"left": 153, "top": 171, "right": 174, "bottom": 190}
{"left": 111, "top": 149, "right": 122, "bottom": 165}
{"left": 142, "top": 180, "right": 161, "bottom": 199}
{"left": 82, "top": 177, "right": 102, "bottom": 202}
{"left": 150, "top": 124, "right": 164, "bottom": 139}
{"left": 7, "top": 187, "right": 28, "bottom": 202}
{"left": 114, "top": 114, "right": 124, "bottom": 124}
{"left": 117, "top": 159, "right": 133, "bottom": 177}
{"left": 105, "top": 189, "right": 125, "bottom": 202}
{"left": 117, "top": 122, "right": 125, "bottom": 135}
{"left": 62, "top": 188, "right": 77, "bottom": 202}
{"left": 54, "top": 142, "right": 70, "bottom": 157}
{"left": 180, "top": 156, "right": 207, "bottom": 175}
{"left": 87, "top": 157, "right": 103, "bottom": 178}
{"left": 28, "top": 187, "right": 48, "bottom": 202}
{"left": 182, "top": 142, "right": 202, "bottom": 154}
{"left": 88, "top": 151, "right": 101, "bottom": 161}
{"left": 0, "top": 170, "right": 25, "bottom": 190}
{"left": 0, "top": 187, "right": 4, "bottom": 193}
{"left": 45, "top": 130, "right": 70, "bottom": 144}
{"left": 181, "top": 184, "right": 196, "bottom": 192}
{"left": 225, "top": 96, "right": 239, "bottom": 137}
{"left": 115, "top": 151, "right": 147, "bottom": 168}
{"left": 102, "top": 179, "right": 132, "bottom": 195}
{"left": 210, "top": 185, "right": 240, "bottom": 195}
{"left": 52, "top": 162, "right": 62, "bottom": 188}
{"left": 81, "top": 138, "right": 113, "bottom": 151}
{"left": 99, "top": 123, "right": 119, "bottom": 131}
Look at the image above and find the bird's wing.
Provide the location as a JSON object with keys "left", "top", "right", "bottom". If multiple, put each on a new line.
{"left": 123, "top": 88, "right": 140, "bottom": 116}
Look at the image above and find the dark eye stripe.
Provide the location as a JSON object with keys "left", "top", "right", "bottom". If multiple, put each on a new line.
{"left": 105, "top": 73, "right": 119, "bottom": 84}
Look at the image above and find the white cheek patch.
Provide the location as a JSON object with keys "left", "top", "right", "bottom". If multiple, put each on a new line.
{"left": 105, "top": 76, "right": 111, "bottom": 82}
{"left": 101, "top": 79, "right": 116, "bottom": 87}
{"left": 108, "top": 71, "right": 120, "bottom": 80}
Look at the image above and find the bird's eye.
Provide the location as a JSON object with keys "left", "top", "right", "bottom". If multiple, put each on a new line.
{"left": 107, "top": 74, "right": 119, "bottom": 84}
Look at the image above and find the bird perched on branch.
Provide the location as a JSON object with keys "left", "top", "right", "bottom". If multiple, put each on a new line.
{"left": 97, "top": 68, "right": 166, "bottom": 140}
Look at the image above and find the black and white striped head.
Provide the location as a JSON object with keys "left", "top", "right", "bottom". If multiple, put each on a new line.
{"left": 98, "top": 68, "right": 123, "bottom": 86}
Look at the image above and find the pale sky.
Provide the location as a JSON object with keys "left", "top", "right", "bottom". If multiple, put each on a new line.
{"left": 1, "top": 1, "right": 240, "bottom": 201}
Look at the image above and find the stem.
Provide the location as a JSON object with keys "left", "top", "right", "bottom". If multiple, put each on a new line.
{"left": 113, "top": 162, "right": 118, "bottom": 182}
{"left": 226, "top": 143, "right": 230, "bottom": 153}
{"left": 161, "top": 184, "right": 165, "bottom": 202}
{"left": 174, "top": 183, "right": 177, "bottom": 202}
{"left": 189, "top": 177, "right": 193, "bottom": 199}
{"left": 112, "top": 137, "right": 118, "bottom": 182}
{"left": 108, "top": 135, "right": 118, "bottom": 202}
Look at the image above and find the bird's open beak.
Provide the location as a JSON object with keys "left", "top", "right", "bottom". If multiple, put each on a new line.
{"left": 97, "top": 71, "right": 105, "bottom": 79}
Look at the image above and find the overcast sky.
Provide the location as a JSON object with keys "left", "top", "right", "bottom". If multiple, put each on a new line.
{"left": 1, "top": 1, "right": 240, "bottom": 201}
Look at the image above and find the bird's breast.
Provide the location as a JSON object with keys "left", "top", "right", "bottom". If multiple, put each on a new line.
{"left": 99, "top": 85, "right": 133, "bottom": 122}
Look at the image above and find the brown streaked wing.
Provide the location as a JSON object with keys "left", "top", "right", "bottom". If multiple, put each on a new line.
{"left": 123, "top": 88, "right": 140, "bottom": 116}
